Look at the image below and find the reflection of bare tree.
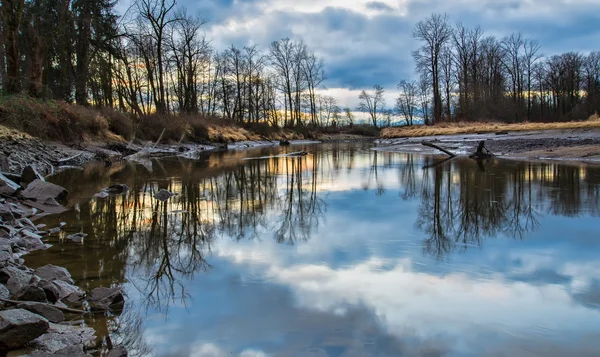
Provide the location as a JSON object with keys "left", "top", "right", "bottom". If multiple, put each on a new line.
{"left": 406, "top": 158, "right": 597, "bottom": 259}
{"left": 103, "top": 303, "right": 153, "bottom": 357}
{"left": 275, "top": 155, "right": 324, "bottom": 244}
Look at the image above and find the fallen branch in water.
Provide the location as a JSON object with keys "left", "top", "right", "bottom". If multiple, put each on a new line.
{"left": 421, "top": 141, "right": 456, "bottom": 157}
{"left": 0, "top": 297, "right": 89, "bottom": 314}
{"left": 469, "top": 141, "right": 495, "bottom": 160}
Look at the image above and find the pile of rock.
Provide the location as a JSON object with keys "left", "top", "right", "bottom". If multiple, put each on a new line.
{"left": 0, "top": 263, "right": 125, "bottom": 355}
{"left": 0, "top": 166, "right": 127, "bottom": 356}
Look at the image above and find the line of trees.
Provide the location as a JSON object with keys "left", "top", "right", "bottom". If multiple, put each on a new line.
{"left": 2, "top": 2, "right": 600, "bottom": 128}
{"left": 404, "top": 13, "right": 600, "bottom": 125}
{"left": 0, "top": 0, "right": 341, "bottom": 128}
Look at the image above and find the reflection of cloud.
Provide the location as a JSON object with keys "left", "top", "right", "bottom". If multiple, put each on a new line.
{"left": 209, "top": 233, "right": 600, "bottom": 356}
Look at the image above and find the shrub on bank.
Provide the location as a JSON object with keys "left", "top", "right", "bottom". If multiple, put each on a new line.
{"left": 0, "top": 95, "right": 112, "bottom": 143}
{"left": 100, "top": 107, "right": 136, "bottom": 140}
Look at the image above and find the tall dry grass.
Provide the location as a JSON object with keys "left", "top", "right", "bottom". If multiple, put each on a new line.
{"left": 381, "top": 115, "right": 600, "bottom": 138}
{"left": 0, "top": 95, "right": 124, "bottom": 142}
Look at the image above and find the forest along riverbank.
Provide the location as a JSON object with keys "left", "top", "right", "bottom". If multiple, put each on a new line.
{"left": 0, "top": 167, "right": 127, "bottom": 356}
{"left": 374, "top": 127, "right": 600, "bottom": 163}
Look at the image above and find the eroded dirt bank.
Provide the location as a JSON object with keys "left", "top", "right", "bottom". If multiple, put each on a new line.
{"left": 374, "top": 127, "right": 600, "bottom": 163}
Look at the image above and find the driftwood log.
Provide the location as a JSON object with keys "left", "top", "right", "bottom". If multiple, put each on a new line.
{"left": 421, "top": 140, "right": 494, "bottom": 160}
{"left": 421, "top": 141, "right": 456, "bottom": 157}
{"left": 0, "top": 297, "right": 88, "bottom": 314}
{"left": 469, "top": 141, "right": 494, "bottom": 160}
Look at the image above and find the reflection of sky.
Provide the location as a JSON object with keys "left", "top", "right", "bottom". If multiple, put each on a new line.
{"left": 124, "top": 153, "right": 600, "bottom": 357}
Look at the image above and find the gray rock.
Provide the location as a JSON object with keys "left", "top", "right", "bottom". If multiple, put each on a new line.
{"left": 16, "top": 236, "right": 47, "bottom": 251}
{"left": 0, "top": 266, "right": 33, "bottom": 295}
{"left": 0, "top": 284, "right": 9, "bottom": 299}
{"left": 51, "top": 281, "right": 85, "bottom": 308}
{"left": 0, "top": 309, "right": 49, "bottom": 350}
{"left": 20, "top": 166, "right": 45, "bottom": 187}
{"left": 50, "top": 280, "right": 81, "bottom": 300}
{"left": 37, "top": 280, "right": 60, "bottom": 303}
{"left": 16, "top": 302, "right": 64, "bottom": 323}
{"left": 0, "top": 238, "right": 15, "bottom": 251}
{"left": 108, "top": 346, "right": 128, "bottom": 357}
{"left": 28, "top": 345, "right": 92, "bottom": 357}
{"left": 0, "top": 202, "right": 27, "bottom": 221}
{"left": 0, "top": 250, "right": 13, "bottom": 264}
{"left": 88, "top": 287, "right": 124, "bottom": 312}
{"left": 63, "top": 292, "right": 85, "bottom": 308}
{"left": 106, "top": 184, "right": 129, "bottom": 194}
{"left": 20, "top": 180, "right": 68, "bottom": 203}
{"left": 0, "top": 155, "right": 9, "bottom": 172}
{"left": 15, "top": 285, "right": 47, "bottom": 303}
{"left": 28, "top": 323, "right": 95, "bottom": 354}
{"left": 65, "top": 233, "right": 87, "bottom": 243}
{"left": 0, "top": 173, "right": 20, "bottom": 196}
{"left": 35, "top": 265, "right": 74, "bottom": 285}
{"left": 154, "top": 189, "right": 177, "bottom": 201}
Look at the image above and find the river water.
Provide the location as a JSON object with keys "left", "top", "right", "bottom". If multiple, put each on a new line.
{"left": 24, "top": 142, "right": 600, "bottom": 357}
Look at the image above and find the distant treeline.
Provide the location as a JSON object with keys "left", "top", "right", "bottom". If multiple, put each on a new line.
{"left": 400, "top": 13, "right": 600, "bottom": 125}
{"left": 0, "top": 2, "right": 598, "bottom": 128}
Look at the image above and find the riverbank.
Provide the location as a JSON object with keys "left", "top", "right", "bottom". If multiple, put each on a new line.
{"left": 375, "top": 127, "right": 600, "bottom": 163}
{"left": 380, "top": 116, "right": 600, "bottom": 138}
{"left": 0, "top": 168, "right": 127, "bottom": 356}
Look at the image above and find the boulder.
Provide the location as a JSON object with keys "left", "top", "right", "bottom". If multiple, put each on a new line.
{"left": 35, "top": 265, "right": 75, "bottom": 285}
{"left": 0, "top": 238, "right": 15, "bottom": 251}
{"left": 0, "top": 155, "right": 9, "bottom": 172}
{"left": 0, "top": 309, "right": 49, "bottom": 351}
{"left": 37, "top": 280, "right": 60, "bottom": 303}
{"left": 20, "top": 166, "right": 45, "bottom": 187}
{"left": 51, "top": 281, "right": 85, "bottom": 308}
{"left": 29, "top": 345, "right": 92, "bottom": 357}
{"left": 50, "top": 280, "right": 81, "bottom": 300}
{"left": 0, "top": 250, "right": 13, "bottom": 264}
{"left": 28, "top": 323, "right": 95, "bottom": 354}
{"left": 20, "top": 180, "right": 68, "bottom": 203}
{"left": 16, "top": 302, "right": 64, "bottom": 323}
{"left": 0, "top": 202, "right": 26, "bottom": 220}
{"left": 108, "top": 346, "right": 128, "bottom": 357}
{"left": 88, "top": 287, "right": 125, "bottom": 312}
{"left": 154, "top": 189, "right": 177, "bottom": 202}
{"left": 0, "top": 266, "right": 33, "bottom": 295}
{"left": 106, "top": 184, "right": 129, "bottom": 194}
{"left": 21, "top": 229, "right": 43, "bottom": 240}
{"left": 16, "top": 236, "right": 47, "bottom": 251}
{"left": 0, "top": 284, "right": 9, "bottom": 299}
{"left": 0, "top": 173, "right": 20, "bottom": 196}
{"left": 15, "top": 285, "right": 47, "bottom": 303}
{"left": 65, "top": 233, "right": 87, "bottom": 243}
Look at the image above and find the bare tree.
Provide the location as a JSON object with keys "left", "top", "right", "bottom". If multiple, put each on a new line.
{"left": 412, "top": 13, "right": 452, "bottom": 124}
{"left": 135, "top": 0, "right": 179, "bottom": 113}
{"left": 358, "top": 84, "right": 385, "bottom": 127}
{"left": 344, "top": 107, "right": 354, "bottom": 126}
{"left": 501, "top": 32, "right": 525, "bottom": 121}
{"left": 523, "top": 39, "right": 542, "bottom": 121}
{"left": 396, "top": 79, "right": 418, "bottom": 126}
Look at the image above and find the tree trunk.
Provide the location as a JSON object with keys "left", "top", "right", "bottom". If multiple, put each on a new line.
{"left": 2, "top": 0, "right": 25, "bottom": 94}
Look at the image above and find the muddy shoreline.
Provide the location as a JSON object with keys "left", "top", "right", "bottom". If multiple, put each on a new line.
{"left": 374, "top": 127, "right": 600, "bottom": 164}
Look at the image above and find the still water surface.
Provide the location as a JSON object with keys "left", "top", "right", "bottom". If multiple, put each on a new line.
{"left": 26, "top": 142, "right": 600, "bottom": 357}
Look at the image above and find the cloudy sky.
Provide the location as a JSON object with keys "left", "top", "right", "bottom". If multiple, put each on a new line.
{"left": 120, "top": 0, "right": 600, "bottom": 108}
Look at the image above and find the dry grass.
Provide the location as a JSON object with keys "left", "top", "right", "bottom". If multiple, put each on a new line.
{"left": 0, "top": 95, "right": 135, "bottom": 143}
{"left": 381, "top": 115, "right": 600, "bottom": 138}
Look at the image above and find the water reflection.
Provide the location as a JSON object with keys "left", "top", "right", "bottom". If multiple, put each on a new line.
{"left": 25, "top": 143, "right": 600, "bottom": 356}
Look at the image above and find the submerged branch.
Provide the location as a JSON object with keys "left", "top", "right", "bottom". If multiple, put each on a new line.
{"left": 421, "top": 141, "right": 456, "bottom": 157}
